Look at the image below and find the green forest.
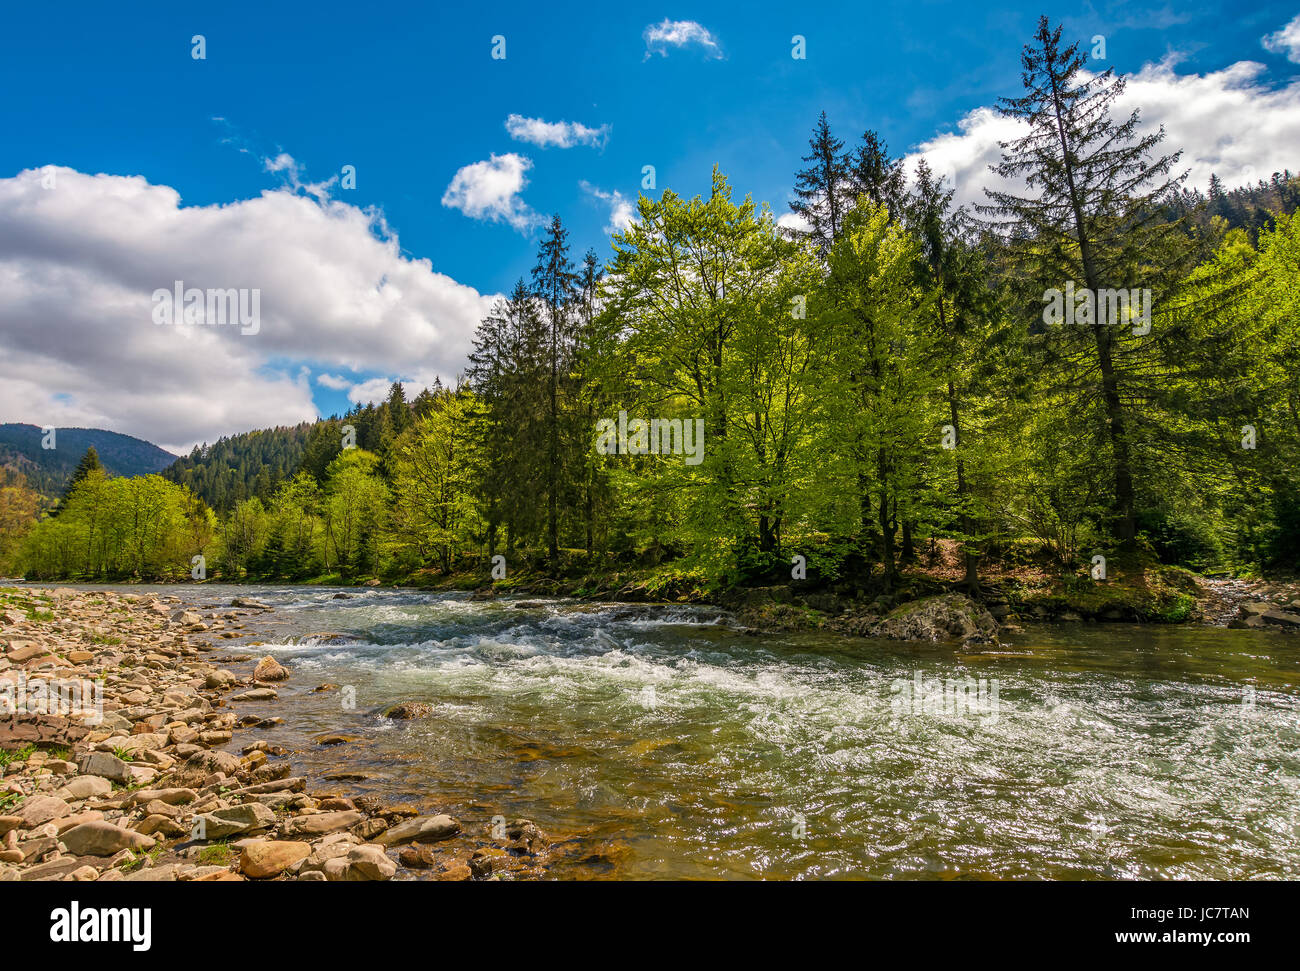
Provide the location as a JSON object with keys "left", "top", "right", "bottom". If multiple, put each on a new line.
{"left": 8, "top": 20, "right": 1300, "bottom": 595}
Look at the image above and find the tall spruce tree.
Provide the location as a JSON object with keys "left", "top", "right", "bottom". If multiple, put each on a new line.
{"left": 791, "top": 111, "right": 852, "bottom": 254}
{"left": 532, "top": 215, "right": 579, "bottom": 563}
{"left": 848, "top": 130, "right": 906, "bottom": 219}
{"left": 980, "top": 16, "right": 1192, "bottom": 548}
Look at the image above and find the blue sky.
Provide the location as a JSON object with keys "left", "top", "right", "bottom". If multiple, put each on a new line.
{"left": 1, "top": 2, "right": 1298, "bottom": 449}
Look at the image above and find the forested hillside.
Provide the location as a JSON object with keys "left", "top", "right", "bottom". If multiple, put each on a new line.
{"left": 162, "top": 423, "right": 315, "bottom": 513}
{"left": 0, "top": 423, "right": 176, "bottom": 496}
{"left": 9, "top": 19, "right": 1300, "bottom": 587}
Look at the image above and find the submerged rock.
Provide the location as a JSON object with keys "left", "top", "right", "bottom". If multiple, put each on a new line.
{"left": 382, "top": 702, "right": 434, "bottom": 720}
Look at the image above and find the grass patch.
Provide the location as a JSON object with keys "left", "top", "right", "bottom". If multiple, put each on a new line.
{"left": 0, "top": 744, "right": 36, "bottom": 767}
{"left": 111, "top": 746, "right": 135, "bottom": 763}
{"left": 197, "top": 842, "right": 234, "bottom": 866}
{"left": 118, "top": 843, "right": 166, "bottom": 873}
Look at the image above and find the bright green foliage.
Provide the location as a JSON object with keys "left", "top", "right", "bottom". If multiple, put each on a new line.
{"left": 21, "top": 470, "right": 210, "bottom": 579}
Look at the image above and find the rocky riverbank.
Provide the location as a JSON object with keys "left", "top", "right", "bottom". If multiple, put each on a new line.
{"left": 721, "top": 569, "right": 1300, "bottom": 643}
{"left": 0, "top": 586, "right": 554, "bottom": 881}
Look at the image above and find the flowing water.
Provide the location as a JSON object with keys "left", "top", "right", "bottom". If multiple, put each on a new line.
{"left": 98, "top": 585, "right": 1300, "bottom": 878}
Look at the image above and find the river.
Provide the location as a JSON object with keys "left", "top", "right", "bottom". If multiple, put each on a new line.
{"left": 84, "top": 584, "right": 1300, "bottom": 879}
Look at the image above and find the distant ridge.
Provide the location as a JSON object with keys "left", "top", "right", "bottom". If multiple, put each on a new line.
{"left": 0, "top": 423, "right": 177, "bottom": 496}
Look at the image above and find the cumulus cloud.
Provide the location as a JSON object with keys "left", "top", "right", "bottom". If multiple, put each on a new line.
{"left": 776, "top": 211, "right": 810, "bottom": 234}
{"left": 440, "top": 153, "right": 540, "bottom": 232}
{"left": 580, "top": 181, "right": 635, "bottom": 234}
{"left": 1263, "top": 14, "right": 1300, "bottom": 63}
{"left": 0, "top": 168, "right": 496, "bottom": 453}
{"left": 505, "top": 114, "right": 610, "bottom": 149}
{"left": 643, "top": 19, "right": 722, "bottom": 60}
{"left": 316, "top": 373, "right": 351, "bottom": 391}
{"left": 342, "top": 373, "right": 449, "bottom": 407}
{"left": 903, "top": 56, "right": 1300, "bottom": 212}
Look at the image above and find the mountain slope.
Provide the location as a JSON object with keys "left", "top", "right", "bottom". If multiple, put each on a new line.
{"left": 0, "top": 423, "right": 178, "bottom": 496}
{"left": 162, "top": 423, "right": 316, "bottom": 513}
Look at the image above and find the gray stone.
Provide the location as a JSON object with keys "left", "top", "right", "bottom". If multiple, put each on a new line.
{"left": 55, "top": 776, "right": 113, "bottom": 801}
{"left": 60, "top": 821, "right": 156, "bottom": 856}
{"left": 78, "top": 751, "right": 132, "bottom": 783}
{"left": 282, "top": 810, "right": 364, "bottom": 837}
{"left": 1261, "top": 610, "right": 1300, "bottom": 630}
{"left": 18, "top": 795, "right": 69, "bottom": 828}
{"left": 193, "top": 803, "right": 276, "bottom": 840}
{"left": 376, "top": 813, "right": 460, "bottom": 847}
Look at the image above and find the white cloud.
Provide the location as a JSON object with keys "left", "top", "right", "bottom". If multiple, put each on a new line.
{"left": 316, "top": 373, "right": 351, "bottom": 391}
{"left": 0, "top": 167, "right": 496, "bottom": 453}
{"left": 440, "top": 153, "right": 540, "bottom": 233}
{"left": 903, "top": 56, "right": 1300, "bottom": 212}
{"left": 262, "top": 152, "right": 337, "bottom": 202}
{"left": 1263, "top": 15, "right": 1300, "bottom": 63}
{"left": 776, "top": 211, "right": 810, "bottom": 234}
{"left": 643, "top": 19, "right": 722, "bottom": 60}
{"left": 343, "top": 373, "right": 447, "bottom": 407}
{"left": 346, "top": 376, "right": 402, "bottom": 406}
{"left": 505, "top": 114, "right": 610, "bottom": 149}
{"left": 580, "top": 181, "right": 635, "bottom": 234}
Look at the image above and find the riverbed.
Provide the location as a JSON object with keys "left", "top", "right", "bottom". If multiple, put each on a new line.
{"left": 64, "top": 584, "right": 1300, "bottom": 879}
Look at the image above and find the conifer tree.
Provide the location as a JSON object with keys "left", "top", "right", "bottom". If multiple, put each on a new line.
{"left": 980, "top": 16, "right": 1192, "bottom": 547}
{"left": 791, "top": 111, "right": 852, "bottom": 254}
{"left": 532, "top": 215, "right": 579, "bottom": 564}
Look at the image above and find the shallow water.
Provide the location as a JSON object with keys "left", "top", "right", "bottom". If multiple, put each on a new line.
{"left": 74, "top": 584, "right": 1300, "bottom": 878}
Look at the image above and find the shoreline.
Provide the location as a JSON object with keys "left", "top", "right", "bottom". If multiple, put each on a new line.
{"left": 0, "top": 586, "right": 555, "bottom": 881}
{"left": 11, "top": 561, "right": 1299, "bottom": 636}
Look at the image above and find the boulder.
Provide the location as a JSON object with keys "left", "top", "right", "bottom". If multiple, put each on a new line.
{"left": 239, "top": 840, "right": 311, "bottom": 878}
{"left": 7, "top": 643, "right": 51, "bottom": 663}
{"left": 253, "top": 656, "right": 288, "bottom": 682}
{"left": 17, "top": 795, "right": 69, "bottom": 829}
{"left": 282, "top": 811, "right": 364, "bottom": 837}
{"left": 193, "top": 803, "right": 276, "bottom": 839}
{"left": 78, "top": 751, "right": 133, "bottom": 784}
{"left": 204, "top": 670, "right": 238, "bottom": 689}
{"left": 1261, "top": 610, "right": 1300, "bottom": 630}
{"left": 870, "top": 594, "right": 999, "bottom": 646}
{"left": 377, "top": 813, "right": 460, "bottom": 847}
{"left": 339, "top": 844, "right": 396, "bottom": 881}
{"left": 60, "top": 821, "right": 155, "bottom": 856}
{"left": 126, "top": 787, "right": 196, "bottom": 808}
{"left": 231, "top": 688, "right": 278, "bottom": 701}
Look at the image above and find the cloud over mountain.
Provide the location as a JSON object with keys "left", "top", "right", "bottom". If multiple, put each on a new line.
{"left": 0, "top": 167, "right": 496, "bottom": 452}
